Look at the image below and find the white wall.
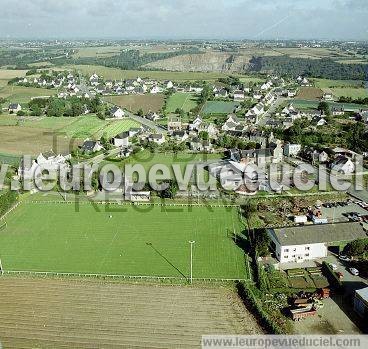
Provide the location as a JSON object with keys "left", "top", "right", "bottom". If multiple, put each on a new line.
{"left": 268, "top": 230, "right": 327, "bottom": 263}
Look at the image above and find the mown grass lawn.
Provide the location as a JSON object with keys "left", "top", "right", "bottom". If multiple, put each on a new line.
{"left": 0, "top": 202, "right": 246, "bottom": 279}
{"left": 166, "top": 92, "right": 198, "bottom": 113}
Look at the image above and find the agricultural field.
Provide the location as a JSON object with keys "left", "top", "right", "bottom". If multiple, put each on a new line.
{"left": 96, "top": 118, "right": 140, "bottom": 138}
{"left": 324, "top": 87, "right": 368, "bottom": 99}
{"left": 0, "top": 69, "right": 28, "bottom": 80}
{"left": 0, "top": 126, "right": 76, "bottom": 156}
{"left": 166, "top": 92, "right": 198, "bottom": 113}
{"left": 296, "top": 87, "right": 324, "bottom": 100}
{"left": 122, "top": 150, "right": 223, "bottom": 174}
{"left": 0, "top": 202, "right": 247, "bottom": 279}
{"left": 312, "top": 78, "right": 366, "bottom": 88}
{"left": 292, "top": 99, "right": 368, "bottom": 112}
{"left": 0, "top": 114, "right": 18, "bottom": 126}
{"left": 0, "top": 278, "right": 262, "bottom": 348}
{"left": 202, "top": 101, "right": 239, "bottom": 115}
{"left": 104, "top": 94, "right": 165, "bottom": 114}
{"left": 61, "top": 64, "right": 243, "bottom": 81}
{"left": 0, "top": 85, "right": 54, "bottom": 104}
{"left": 72, "top": 45, "right": 123, "bottom": 59}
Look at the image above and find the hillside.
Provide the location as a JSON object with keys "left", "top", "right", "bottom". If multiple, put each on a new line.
{"left": 144, "top": 51, "right": 252, "bottom": 73}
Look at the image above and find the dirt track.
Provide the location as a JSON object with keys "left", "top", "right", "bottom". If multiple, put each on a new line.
{"left": 0, "top": 278, "right": 263, "bottom": 348}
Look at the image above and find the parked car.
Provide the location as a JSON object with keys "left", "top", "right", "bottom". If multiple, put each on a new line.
{"left": 329, "top": 263, "right": 338, "bottom": 271}
{"left": 339, "top": 255, "right": 350, "bottom": 262}
{"left": 349, "top": 268, "right": 359, "bottom": 276}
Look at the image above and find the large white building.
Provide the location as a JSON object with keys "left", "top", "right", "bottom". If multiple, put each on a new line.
{"left": 267, "top": 222, "right": 367, "bottom": 264}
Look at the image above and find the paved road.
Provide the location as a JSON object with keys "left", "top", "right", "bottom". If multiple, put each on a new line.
{"left": 258, "top": 96, "right": 288, "bottom": 126}
{"left": 125, "top": 111, "right": 166, "bottom": 134}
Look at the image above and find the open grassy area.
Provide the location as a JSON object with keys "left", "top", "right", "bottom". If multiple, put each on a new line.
{"left": 202, "top": 101, "right": 239, "bottom": 115}
{"left": 19, "top": 115, "right": 140, "bottom": 140}
{"left": 96, "top": 118, "right": 140, "bottom": 138}
{"left": 1, "top": 202, "right": 246, "bottom": 279}
{"left": 325, "top": 87, "right": 368, "bottom": 99}
{"left": 62, "top": 64, "right": 249, "bottom": 81}
{"left": 166, "top": 92, "right": 198, "bottom": 113}
{"left": 292, "top": 99, "right": 368, "bottom": 112}
{"left": 0, "top": 85, "right": 54, "bottom": 105}
{"left": 313, "top": 78, "right": 366, "bottom": 88}
{"left": 104, "top": 94, "right": 165, "bottom": 114}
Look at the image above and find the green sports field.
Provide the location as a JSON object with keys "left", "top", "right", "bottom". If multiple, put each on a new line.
{"left": 0, "top": 202, "right": 246, "bottom": 279}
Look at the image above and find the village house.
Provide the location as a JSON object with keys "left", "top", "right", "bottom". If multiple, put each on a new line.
{"left": 188, "top": 116, "right": 203, "bottom": 131}
{"left": 167, "top": 117, "right": 182, "bottom": 132}
{"left": 214, "top": 88, "right": 228, "bottom": 98}
{"left": 81, "top": 140, "right": 104, "bottom": 154}
{"left": 322, "top": 92, "right": 334, "bottom": 101}
{"left": 148, "top": 134, "right": 165, "bottom": 145}
{"left": 332, "top": 107, "right": 345, "bottom": 116}
{"left": 190, "top": 138, "right": 213, "bottom": 153}
{"left": 233, "top": 90, "right": 245, "bottom": 101}
{"left": 112, "top": 131, "right": 131, "bottom": 148}
{"left": 268, "top": 222, "right": 367, "bottom": 264}
{"left": 8, "top": 103, "right": 22, "bottom": 113}
{"left": 110, "top": 106, "right": 125, "bottom": 118}
{"left": 198, "top": 123, "right": 219, "bottom": 139}
{"left": 171, "top": 131, "right": 189, "bottom": 143}
{"left": 222, "top": 114, "right": 240, "bottom": 132}
{"left": 284, "top": 143, "right": 302, "bottom": 157}
{"left": 331, "top": 156, "right": 355, "bottom": 174}
{"left": 145, "top": 112, "right": 160, "bottom": 122}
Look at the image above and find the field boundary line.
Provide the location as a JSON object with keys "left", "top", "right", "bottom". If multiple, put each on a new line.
{"left": 0, "top": 201, "right": 21, "bottom": 221}
{"left": 2, "top": 270, "right": 249, "bottom": 282}
{"left": 23, "top": 200, "right": 240, "bottom": 208}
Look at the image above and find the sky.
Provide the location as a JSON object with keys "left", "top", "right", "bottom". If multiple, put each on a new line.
{"left": 0, "top": 0, "right": 367, "bottom": 40}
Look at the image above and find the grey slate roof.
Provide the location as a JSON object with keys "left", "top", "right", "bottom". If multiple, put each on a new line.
{"left": 269, "top": 222, "right": 367, "bottom": 246}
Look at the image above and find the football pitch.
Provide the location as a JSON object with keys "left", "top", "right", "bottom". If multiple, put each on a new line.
{"left": 0, "top": 202, "right": 247, "bottom": 280}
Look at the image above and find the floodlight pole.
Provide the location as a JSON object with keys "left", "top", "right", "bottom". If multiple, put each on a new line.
{"left": 189, "top": 241, "right": 195, "bottom": 284}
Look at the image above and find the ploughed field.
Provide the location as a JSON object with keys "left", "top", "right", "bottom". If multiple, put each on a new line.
{"left": 0, "top": 202, "right": 246, "bottom": 280}
{"left": 0, "top": 278, "right": 263, "bottom": 349}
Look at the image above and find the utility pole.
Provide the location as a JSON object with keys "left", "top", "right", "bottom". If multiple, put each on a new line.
{"left": 189, "top": 241, "right": 195, "bottom": 284}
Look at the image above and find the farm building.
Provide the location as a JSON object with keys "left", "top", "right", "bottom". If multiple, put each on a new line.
{"left": 110, "top": 106, "right": 125, "bottom": 118}
{"left": 354, "top": 287, "right": 368, "bottom": 318}
{"left": 8, "top": 103, "right": 22, "bottom": 113}
{"left": 268, "top": 222, "right": 368, "bottom": 264}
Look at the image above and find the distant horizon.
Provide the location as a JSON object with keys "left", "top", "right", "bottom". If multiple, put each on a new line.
{"left": 0, "top": 37, "right": 367, "bottom": 43}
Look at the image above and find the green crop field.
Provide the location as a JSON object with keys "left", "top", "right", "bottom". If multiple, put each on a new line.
{"left": 0, "top": 202, "right": 246, "bottom": 279}
{"left": 166, "top": 93, "right": 198, "bottom": 113}
{"left": 202, "top": 101, "right": 239, "bottom": 115}
{"left": 0, "top": 85, "right": 55, "bottom": 104}
{"left": 292, "top": 99, "right": 368, "bottom": 112}
{"left": 326, "top": 87, "right": 368, "bottom": 99}
{"left": 96, "top": 119, "right": 140, "bottom": 138}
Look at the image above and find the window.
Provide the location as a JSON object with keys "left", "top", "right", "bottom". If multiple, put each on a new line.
{"left": 305, "top": 253, "right": 310, "bottom": 257}
{"left": 284, "top": 255, "right": 289, "bottom": 259}
{"left": 305, "top": 247, "right": 310, "bottom": 251}
{"left": 292, "top": 255, "right": 296, "bottom": 258}
{"left": 284, "top": 248, "right": 289, "bottom": 252}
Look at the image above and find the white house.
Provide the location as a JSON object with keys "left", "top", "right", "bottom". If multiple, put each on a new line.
{"left": 233, "top": 90, "right": 245, "bottom": 101}
{"left": 331, "top": 157, "right": 355, "bottom": 174}
{"left": 111, "top": 106, "right": 125, "bottom": 118}
{"left": 81, "top": 140, "right": 104, "bottom": 153}
{"left": 189, "top": 116, "right": 203, "bottom": 131}
{"left": 145, "top": 112, "right": 160, "bottom": 122}
{"left": 268, "top": 222, "right": 367, "bottom": 264}
{"left": 222, "top": 114, "right": 240, "bottom": 131}
{"left": 113, "top": 131, "right": 130, "bottom": 148}
{"left": 166, "top": 81, "right": 174, "bottom": 89}
{"left": 284, "top": 143, "right": 301, "bottom": 157}
{"left": 8, "top": 103, "right": 22, "bottom": 113}
{"left": 150, "top": 86, "right": 162, "bottom": 94}
{"left": 148, "top": 134, "right": 165, "bottom": 145}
